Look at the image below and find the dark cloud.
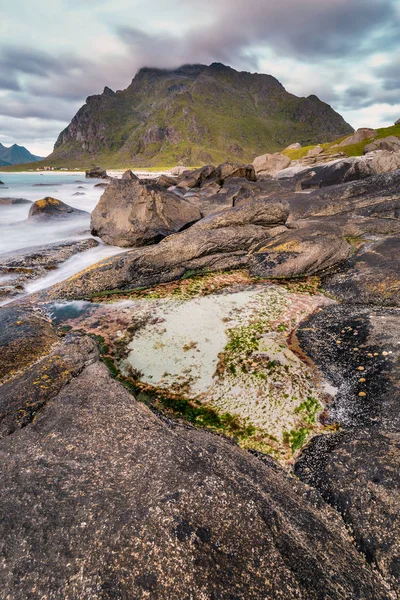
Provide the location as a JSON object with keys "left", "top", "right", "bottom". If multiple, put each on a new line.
{"left": 117, "top": 0, "right": 398, "bottom": 65}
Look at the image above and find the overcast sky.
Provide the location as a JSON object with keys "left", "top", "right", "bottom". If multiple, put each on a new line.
{"left": 1, "top": 0, "right": 400, "bottom": 156}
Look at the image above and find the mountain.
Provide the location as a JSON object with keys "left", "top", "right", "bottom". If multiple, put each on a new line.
{"left": 49, "top": 62, "right": 353, "bottom": 167}
{"left": 0, "top": 143, "right": 43, "bottom": 165}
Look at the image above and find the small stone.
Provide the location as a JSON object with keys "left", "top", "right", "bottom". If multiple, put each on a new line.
{"left": 358, "top": 392, "right": 367, "bottom": 397}
{"left": 357, "top": 366, "right": 365, "bottom": 371}
{"left": 382, "top": 351, "right": 389, "bottom": 356}
{"left": 353, "top": 348, "right": 359, "bottom": 351}
{"left": 359, "top": 378, "right": 366, "bottom": 383}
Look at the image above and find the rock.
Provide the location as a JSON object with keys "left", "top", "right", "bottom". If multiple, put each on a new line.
{"left": 0, "top": 342, "right": 390, "bottom": 598}
{"left": 287, "top": 170, "right": 400, "bottom": 220}
{"left": 0, "top": 197, "right": 31, "bottom": 205}
{"left": 28, "top": 197, "right": 89, "bottom": 220}
{"left": 249, "top": 221, "right": 352, "bottom": 278}
{"left": 0, "top": 180, "right": 4, "bottom": 185}
{"left": 94, "top": 182, "right": 108, "bottom": 188}
{"left": 177, "top": 165, "right": 216, "bottom": 189}
{"left": 213, "top": 162, "right": 257, "bottom": 183}
{"left": 324, "top": 236, "right": 400, "bottom": 307}
{"left": 285, "top": 142, "right": 301, "bottom": 150}
{"left": 253, "top": 153, "right": 292, "bottom": 177}
{"left": 306, "top": 145, "right": 324, "bottom": 157}
{"left": 369, "top": 150, "right": 400, "bottom": 174}
{"left": 0, "top": 305, "right": 57, "bottom": 382}
{"left": 338, "top": 128, "right": 377, "bottom": 147}
{"left": 72, "top": 192, "right": 85, "bottom": 196}
{"left": 0, "top": 238, "right": 99, "bottom": 299}
{"left": 156, "top": 174, "right": 178, "bottom": 188}
{"left": 295, "top": 430, "right": 400, "bottom": 591}
{"left": 295, "top": 304, "right": 400, "bottom": 430}
{"left": 192, "top": 198, "right": 289, "bottom": 231}
{"left": 283, "top": 157, "right": 373, "bottom": 191}
{"left": 364, "top": 135, "right": 400, "bottom": 153}
{"left": 395, "top": 118, "right": 400, "bottom": 125}
{"left": 171, "top": 166, "right": 188, "bottom": 176}
{"left": 90, "top": 179, "right": 202, "bottom": 247}
{"left": 85, "top": 166, "right": 108, "bottom": 179}
{"left": 121, "top": 169, "right": 139, "bottom": 180}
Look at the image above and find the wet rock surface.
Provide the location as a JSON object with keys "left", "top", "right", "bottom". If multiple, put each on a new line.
{"left": 1, "top": 160, "right": 400, "bottom": 598}
{"left": 0, "top": 304, "right": 57, "bottom": 382}
{"left": 323, "top": 236, "right": 400, "bottom": 306}
{"left": 28, "top": 197, "right": 89, "bottom": 220}
{"left": 0, "top": 347, "right": 393, "bottom": 599}
{"left": 295, "top": 430, "right": 400, "bottom": 590}
{"left": 0, "top": 238, "right": 99, "bottom": 300}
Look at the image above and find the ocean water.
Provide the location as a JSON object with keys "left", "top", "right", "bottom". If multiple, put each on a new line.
{"left": 0, "top": 172, "right": 123, "bottom": 297}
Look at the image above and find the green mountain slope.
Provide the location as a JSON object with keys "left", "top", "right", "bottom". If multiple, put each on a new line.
{"left": 0, "top": 143, "right": 43, "bottom": 165}
{"left": 47, "top": 63, "right": 353, "bottom": 168}
{"left": 282, "top": 122, "right": 400, "bottom": 160}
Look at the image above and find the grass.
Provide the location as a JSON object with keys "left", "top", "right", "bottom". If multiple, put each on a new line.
{"left": 282, "top": 123, "right": 400, "bottom": 161}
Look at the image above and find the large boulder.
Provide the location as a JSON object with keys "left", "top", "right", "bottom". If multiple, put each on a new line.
{"left": 28, "top": 197, "right": 88, "bottom": 220}
{"left": 213, "top": 162, "right": 257, "bottom": 183}
{"left": 338, "top": 128, "right": 377, "bottom": 147}
{"left": 249, "top": 221, "right": 352, "bottom": 278}
{"left": 121, "top": 169, "right": 139, "bottom": 180}
{"left": 176, "top": 165, "right": 216, "bottom": 189}
{"left": 0, "top": 339, "right": 390, "bottom": 599}
{"left": 253, "top": 153, "right": 292, "bottom": 177}
{"left": 85, "top": 166, "right": 108, "bottom": 179}
{"left": 369, "top": 150, "right": 400, "bottom": 174}
{"left": 364, "top": 135, "right": 400, "bottom": 153}
{"left": 91, "top": 179, "right": 202, "bottom": 247}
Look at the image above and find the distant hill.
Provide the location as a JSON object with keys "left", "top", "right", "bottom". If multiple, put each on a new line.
{"left": 48, "top": 62, "right": 353, "bottom": 168}
{"left": 0, "top": 143, "right": 43, "bottom": 166}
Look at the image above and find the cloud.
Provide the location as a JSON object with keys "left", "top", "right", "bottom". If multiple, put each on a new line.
{"left": 1, "top": 0, "right": 399, "bottom": 154}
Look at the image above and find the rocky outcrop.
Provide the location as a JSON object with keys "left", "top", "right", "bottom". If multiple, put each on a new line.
{"left": 324, "top": 236, "right": 400, "bottom": 307}
{"left": 253, "top": 152, "right": 292, "bottom": 176}
{"left": 28, "top": 197, "right": 89, "bottom": 220}
{"left": 91, "top": 178, "right": 202, "bottom": 247}
{"left": 176, "top": 165, "right": 216, "bottom": 189}
{"left": 0, "top": 238, "right": 99, "bottom": 300}
{"left": 85, "top": 166, "right": 109, "bottom": 179}
{"left": 295, "top": 430, "right": 400, "bottom": 591}
{"left": 249, "top": 221, "right": 352, "bottom": 278}
{"left": 287, "top": 170, "right": 400, "bottom": 219}
{"left": 0, "top": 305, "right": 57, "bottom": 382}
{"left": 338, "top": 127, "right": 377, "bottom": 147}
{"left": 121, "top": 169, "right": 139, "bottom": 180}
{"left": 0, "top": 197, "right": 31, "bottom": 205}
{"left": 364, "top": 135, "right": 400, "bottom": 153}
{"left": 0, "top": 334, "right": 391, "bottom": 599}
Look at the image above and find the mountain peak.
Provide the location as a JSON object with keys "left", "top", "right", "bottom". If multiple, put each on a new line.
{"left": 50, "top": 62, "right": 353, "bottom": 167}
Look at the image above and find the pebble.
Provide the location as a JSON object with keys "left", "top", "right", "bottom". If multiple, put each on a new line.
{"left": 358, "top": 392, "right": 367, "bottom": 397}
{"left": 357, "top": 366, "right": 365, "bottom": 371}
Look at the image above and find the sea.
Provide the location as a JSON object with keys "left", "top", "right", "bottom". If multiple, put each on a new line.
{"left": 0, "top": 172, "right": 123, "bottom": 299}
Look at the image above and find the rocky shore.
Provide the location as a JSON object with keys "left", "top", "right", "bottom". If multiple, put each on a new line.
{"left": 1, "top": 152, "right": 399, "bottom": 598}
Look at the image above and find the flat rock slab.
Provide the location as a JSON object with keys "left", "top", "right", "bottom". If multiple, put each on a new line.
{"left": 295, "top": 429, "right": 400, "bottom": 592}
{"left": 0, "top": 305, "right": 57, "bottom": 382}
{"left": 324, "top": 236, "right": 400, "bottom": 306}
{"left": 249, "top": 221, "right": 352, "bottom": 278}
{"left": 0, "top": 354, "right": 391, "bottom": 599}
